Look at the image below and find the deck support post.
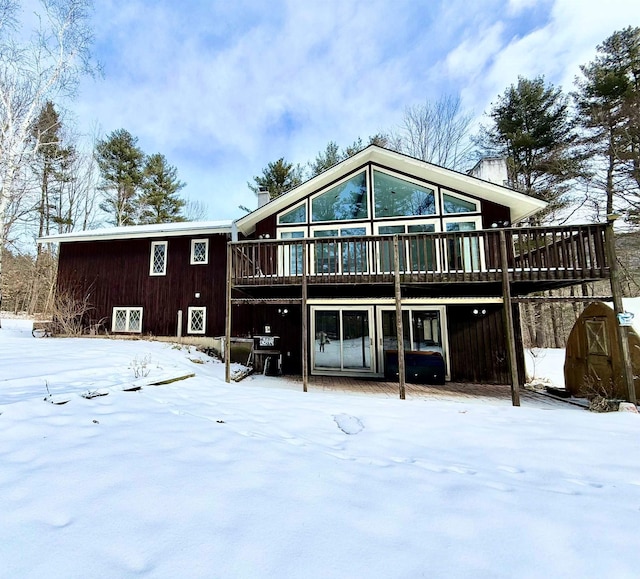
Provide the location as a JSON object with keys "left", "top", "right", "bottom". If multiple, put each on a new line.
{"left": 302, "top": 243, "right": 308, "bottom": 393}
{"left": 393, "top": 235, "right": 406, "bottom": 400}
{"left": 499, "top": 229, "right": 520, "bottom": 407}
{"left": 225, "top": 242, "right": 232, "bottom": 383}
{"left": 605, "top": 219, "right": 636, "bottom": 405}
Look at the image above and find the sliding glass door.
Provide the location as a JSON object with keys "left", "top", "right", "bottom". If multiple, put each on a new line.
{"left": 377, "top": 306, "right": 447, "bottom": 376}
{"left": 312, "top": 307, "right": 374, "bottom": 373}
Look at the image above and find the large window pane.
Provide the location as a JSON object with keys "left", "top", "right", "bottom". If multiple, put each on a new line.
{"left": 281, "top": 230, "right": 304, "bottom": 275}
{"left": 374, "top": 171, "right": 435, "bottom": 218}
{"left": 311, "top": 172, "right": 368, "bottom": 222}
{"left": 412, "top": 311, "right": 441, "bottom": 351}
{"left": 315, "top": 311, "right": 341, "bottom": 369}
{"left": 446, "top": 221, "right": 479, "bottom": 271}
{"left": 314, "top": 229, "right": 338, "bottom": 273}
{"left": 408, "top": 224, "right": 436, "bottom": 271}
{"left": 340, "top": 227, "right": 368, "bottom": 273}
{"left": 443, "top": 193, "right": 477, "bottom": 214}
{"left": 342, "top": 311, "right": 371, "bottom": 369}
{"left": 278, "top": 204, "right": 307, "bottom": 224}
{"left": 381, "top": 310, "right": 411, "bottom": 351}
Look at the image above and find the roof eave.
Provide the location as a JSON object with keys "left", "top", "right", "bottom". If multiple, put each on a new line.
{"left": 38, "top": 224, "right": 233, "bottom": 244}
{"left": 235, "top": 145, "right": 548, "bottom": 235}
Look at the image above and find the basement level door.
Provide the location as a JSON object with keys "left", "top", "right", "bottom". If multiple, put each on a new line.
{"left": 312, "top": 307, "right": 374, "bottom": 373}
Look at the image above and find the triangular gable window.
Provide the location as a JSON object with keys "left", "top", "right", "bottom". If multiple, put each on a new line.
{"left": 443, "top": 193, "right": 477, "bottom": 213}
{"left": 373, "top": 171, "right": 435, "bottom": 218}
{"left": 311, "top": 172, "right": 368, "bottom": 222}
{"left": 278, "top": 203, "right": 307, "bottom": 224}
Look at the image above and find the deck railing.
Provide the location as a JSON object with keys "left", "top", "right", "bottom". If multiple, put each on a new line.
{"left": 231, "top": 224, "right": 609, "bottom": 286}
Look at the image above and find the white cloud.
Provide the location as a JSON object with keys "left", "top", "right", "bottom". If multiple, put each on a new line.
{"left": 457, "top": 0, "right": 640, "bottom": 118}
{"left": 68, "top": 0, "right": 640, "bottom": 221}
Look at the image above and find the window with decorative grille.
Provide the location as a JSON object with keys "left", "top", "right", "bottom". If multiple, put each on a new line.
{"left": 190, "top": 239, "right": 209, "bottom": 264}
{"left": 188, "top": 307, "right": 206, "bottom": 334}
{"left": 150, "top": 241, "right": 167, "bottom": 275}
{"left": 112, "top": 307, "right": 143, "bottom": 333}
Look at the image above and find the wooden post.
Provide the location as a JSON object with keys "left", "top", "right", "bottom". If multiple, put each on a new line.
{"left": 499, "top": 229, "right": 520, "bottom": 407}
{"left": 225, "top": 242, "right": 233, "bottom": 383}
{"left": 302, "top": 243, "right": 308, "bottom": 393}
{"left": 177, "top": 310, "right": 183, "bottom": 339}
{"left": 605, "top": 219, "right": 637, "bottom": 405}
{"left": 393, "top": 235, "right": 406, "bottom": 400}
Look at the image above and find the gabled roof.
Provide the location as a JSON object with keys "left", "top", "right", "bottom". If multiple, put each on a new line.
{"left": 235, "top": 145, "right": 547, "bottom": 236}
{"left": 39, "top": 220, "right": 233, "bottom": 244}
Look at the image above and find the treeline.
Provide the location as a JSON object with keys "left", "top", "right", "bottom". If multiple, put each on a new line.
{"left": 0, "top": 1, "right": 194, "bottom": 317}
{"left": 251, "top": 27, "right": 640, "bottom": 228}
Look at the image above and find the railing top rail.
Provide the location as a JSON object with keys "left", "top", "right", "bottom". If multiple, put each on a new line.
{"left": 230, "top": 223, "right": 608, "bottom": 245}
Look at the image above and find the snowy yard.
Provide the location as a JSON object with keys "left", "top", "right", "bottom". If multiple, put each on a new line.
{"left": 1, "top": 318, "right": 639, "bottom": 579}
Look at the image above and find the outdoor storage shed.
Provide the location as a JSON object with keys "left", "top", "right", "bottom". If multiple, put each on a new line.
{"left": 564, "top": 301, "right": 640, "bottom": 400}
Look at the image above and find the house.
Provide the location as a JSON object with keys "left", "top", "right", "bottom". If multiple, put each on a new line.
{"left": 43, "top": 146, "right": 618, "bottom": 403}
{"left": 47, "top": 221, "right": 232, "bottom": 338}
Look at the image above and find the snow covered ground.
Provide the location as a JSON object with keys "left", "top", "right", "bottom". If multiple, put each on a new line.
{"left": 1, "top": 318, "right": 639, "bottom": 579}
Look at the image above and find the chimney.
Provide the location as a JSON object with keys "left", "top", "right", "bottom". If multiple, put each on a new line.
{"left": 468, "top": 158, "right": 509, "bottom": 187}
{"left": 257, "top": 186, "right": 270, "bottom": 208}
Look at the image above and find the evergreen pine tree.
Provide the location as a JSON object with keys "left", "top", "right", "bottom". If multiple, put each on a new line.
{"left": 138, "top": 153, "right": 186, "bottom": 224}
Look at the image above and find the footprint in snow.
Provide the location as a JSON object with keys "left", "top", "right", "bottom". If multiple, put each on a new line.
{"left": 333, "top": 413, "right": 364, "bottom": 435}
{"left": 498, "top": 465, "right": 524, "bottom": 474}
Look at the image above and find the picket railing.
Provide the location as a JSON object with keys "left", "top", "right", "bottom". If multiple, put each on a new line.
{"left": 231, "top": 224, "right": 609, "bottom": 286}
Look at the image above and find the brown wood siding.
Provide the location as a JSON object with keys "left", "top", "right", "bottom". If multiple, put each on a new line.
{"left": 253, "top": 214, "right": 277, "bottom": 240}
{"left": 481, "top": 199, "right": 511, "bottom": 229}
{"left": 447, "top": 304, "right": 525, "bottom": 384}
{"left": 56, "top": 234, "right": 229, "bottom": 336}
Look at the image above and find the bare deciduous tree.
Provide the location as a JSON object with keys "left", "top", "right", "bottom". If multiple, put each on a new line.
{"left": 390, "top": 95, "right": 474, "bottom": 170}
{"left": 0, "top": 0, "right": 95, "bottom": 327}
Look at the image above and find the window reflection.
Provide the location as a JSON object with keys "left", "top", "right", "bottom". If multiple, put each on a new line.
{"left": 374, "top": 171, "right": 435, "bottom": 218}
{"left": 443, "top": 193, "right": 477, "bottom": 214}
{"left": 311, "top": 173, "right": 368, "bottom": 222}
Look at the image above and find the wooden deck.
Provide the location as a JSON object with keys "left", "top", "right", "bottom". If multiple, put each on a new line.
{"left": 253, "top": 375, "right": 584, "bottom": 409}
{"left": 231, "top": 224, "right": 609, "bottom": 290}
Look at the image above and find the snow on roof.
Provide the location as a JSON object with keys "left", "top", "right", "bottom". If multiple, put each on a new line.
{"left": 38, "top": 220, "right": 233, "bottom": 243}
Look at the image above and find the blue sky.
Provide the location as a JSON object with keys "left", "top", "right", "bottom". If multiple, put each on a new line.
{"left": 68, "top": 0, "right": 640, "bottom": 221}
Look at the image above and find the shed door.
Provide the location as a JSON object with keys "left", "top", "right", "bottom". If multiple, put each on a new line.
{"left": 585, "top": 318, "right": 612, "bottom": 384}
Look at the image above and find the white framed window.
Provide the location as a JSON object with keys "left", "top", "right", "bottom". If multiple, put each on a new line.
{"left": 277, "top": 229, "right": 306, "bottom": 276}
{"left": 374, "top": 220, "right": 439, "bottom": 273}
{"left": 441, "top": 190, "right": 479, "bottom": 214}
{"left": 310, "top": 224, "right": 372, "bottom": 275}
{"left": 150, "top": 241, "right": 168, "bottom": 276}
{"left": 442, "top": 216, "right": 483, "bottom": 272}
{"left": 190, "top": 239, "right": 209, "bottom": 265}
{"left": 188, "top": 306, "right": 206, "bottom": 334}
{"left": 310, "top": 170, "right": 369, "bottom": 222}
{"left": 373, "top": 168, "right": 438, "bottom": 218}
{"left": 278, "top": 201, "right": 307, "bottom": 225}
{"left": 310, "top": 305, "right": 375, "bottom": 374}
{"left": 112, "top": 307, "right": 143, "bottom": 333}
